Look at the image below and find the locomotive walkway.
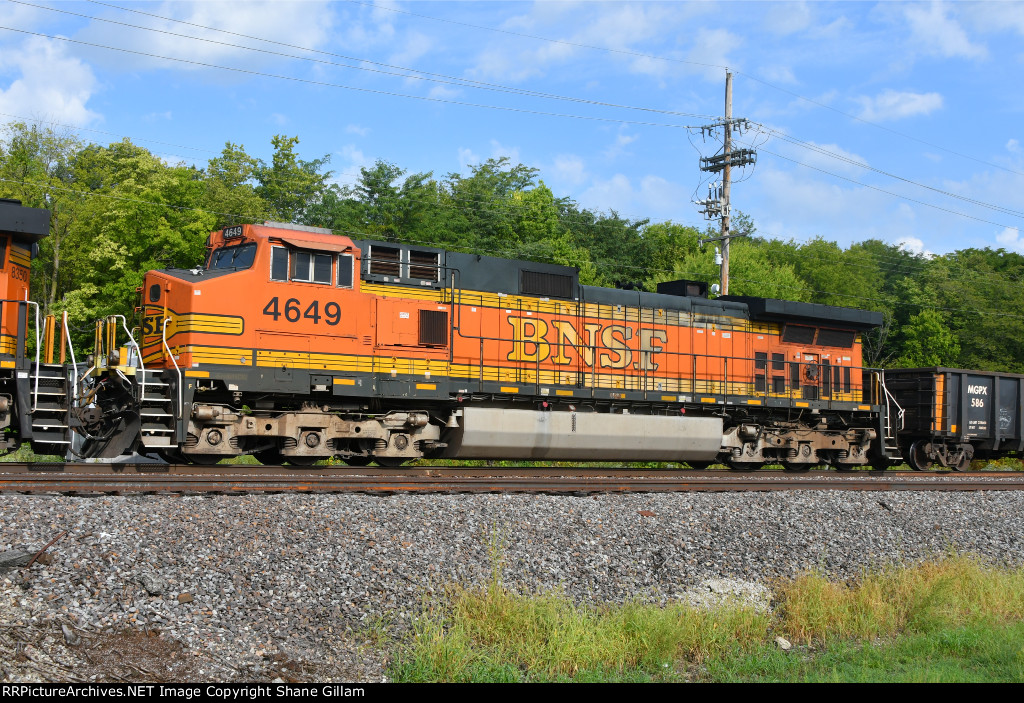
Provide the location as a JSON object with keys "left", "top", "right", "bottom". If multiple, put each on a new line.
{"left": 0, "top": 464, "right": 1022, "bottom": 494}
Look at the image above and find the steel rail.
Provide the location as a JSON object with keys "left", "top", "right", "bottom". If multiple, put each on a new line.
{"left": 0, "top": 466, "right": 1022, "bottom": 494}
{"left": 3, "top": 462, "right": 1023, "bottom": 479}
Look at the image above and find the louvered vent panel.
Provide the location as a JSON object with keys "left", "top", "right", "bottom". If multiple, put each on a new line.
{"left": 419, "top": 309, "right": 448, "bottom": 346}
{"left": 369, "top": 246, "right": 401, "bottom": 276}
{"left": 520, "top": 270, "right": 573, "bottom": 298}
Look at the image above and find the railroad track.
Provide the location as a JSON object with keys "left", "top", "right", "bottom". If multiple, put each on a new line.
{"left": 0, "top": 463, "right": 1022, "bottom": 494}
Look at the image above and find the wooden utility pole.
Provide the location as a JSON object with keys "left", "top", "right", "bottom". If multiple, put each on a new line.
{"left": 721, "top": 71, "right": 733, "bottom": 295}
{"left": 695, "top": 70, "right": 755, "bottom": 296}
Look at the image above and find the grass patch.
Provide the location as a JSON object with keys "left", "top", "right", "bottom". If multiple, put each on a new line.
{"left": 391, "top": 587, "right": 769, "bottom": 682}
{"left": 707, "top": 620, "right": 1024, "bottom": 682}
{"left": 389, "top": 555, "right": 1024, "bottom": 682}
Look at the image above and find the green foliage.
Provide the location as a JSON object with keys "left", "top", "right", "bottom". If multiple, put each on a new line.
{"left": 3, "top": 119, "right": 1024, "bottom": 373}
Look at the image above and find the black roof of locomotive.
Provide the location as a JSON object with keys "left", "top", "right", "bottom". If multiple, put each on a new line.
{"left": 721, "top": 295, "right": 884, "bottom": 330}
{"left": 0, "top": 199, "right": 49, "bottom": 242}
{"left": 296, "top": 236, "right": 881, "bottom": 329}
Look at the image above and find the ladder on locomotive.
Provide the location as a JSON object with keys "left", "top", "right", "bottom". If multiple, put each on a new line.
{"left": 27, "top": 362, "right": 72, "bottom": 456}
{"left": 138, "top": 368, "right": 175, "bottom": 451}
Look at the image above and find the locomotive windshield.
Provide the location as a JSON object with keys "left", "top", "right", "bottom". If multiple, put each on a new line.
{"left": 208, "top": 242, "right": 257, "bottom": 271}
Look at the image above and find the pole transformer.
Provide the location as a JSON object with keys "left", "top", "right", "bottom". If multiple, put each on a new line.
{"left": 696, "top": 70, "right": 756, "bottom": 296}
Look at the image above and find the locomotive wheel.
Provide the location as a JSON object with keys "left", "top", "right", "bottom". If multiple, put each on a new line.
{"left": 782, "top": 463, "right": 811, "bottom": 473}
{"left": 685, "top": 461, "right": 711, "bottom": 470}
{"left": 728, "top": 462, "right": 761, "bottom": 472}
{"left": 908, "top": 441, "right": 935, "bottom": 471}
{"left": 374, "top": 457, "right": 408, "bottom": 467}
{"left": 343, "top": 456, "right": 373, "bottom": 467}
{"left": 284, "top": 456, "right": 319, "bottom": 467}
{"left": 188, "top": 454, "right": 222, "bottom": 465}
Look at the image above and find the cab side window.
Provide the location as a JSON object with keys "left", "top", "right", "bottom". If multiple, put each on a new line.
{"left": 273, "top": 246, "right": 333, "bottom": 284}
{"left": 271, "top": 246, "right": 288, "bottom": 281}
{"left": 338, "top": 254, "right": 354, "bottom": 288}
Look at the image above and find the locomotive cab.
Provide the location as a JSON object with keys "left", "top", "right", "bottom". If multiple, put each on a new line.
{"left": 0, "top": 198, "right": 56, "bottom": 453}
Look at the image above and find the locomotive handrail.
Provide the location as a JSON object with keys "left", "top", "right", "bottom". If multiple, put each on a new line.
{"left": 162, "top": 317, "right": 183, "bottom": 418}
{"left": 62, "top": 311, "right": 78, "bottom": 402}
{"left": 0, "top": 298, "right": 42, "bottom": 413}
{"left": 109, "top": 315, "right": 145, "bottom": 405}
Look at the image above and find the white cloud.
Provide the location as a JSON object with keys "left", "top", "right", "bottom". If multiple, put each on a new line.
{"left": 904, "top": 2, "right": 987, "bottom": 60}
{"left": 997, "top": 227, "right": 1024, "bottom": 252}
{"left": 897, "top": 236, "right": 934, "bottom": 258}
{"left": 488, "top": 140, "right": 520, "bottom": 165}
{"left": 345, "top": 124, "right": 370, "bottom": 137}
{"left": 268, "top": 113, "right": 288, "bottom": 126}
{"left": 776, "top": 136, "right": 870, "bottom": 175}
{"left": 389, "top": 31, "right": 433, "bottom": 67}
{"left": 336, "top": 144, "right": 372, "bottom": 175}
{"left": 750, "top": 166, "right": 918, "bottom": 246}
{"left": 79, "top": 1, "right": 336, "bottom": 72}
{"left": 855, "top": 90, "right": 943, "bottom": 121}
{"left": 577, "top": 173, "right": 689, "bottom": 221}
{"left": 0, "top": 36, "right": 100, "bottom": 126}
{"left": 764, "top": 2, "right": 813, "bottom": 36}
{"left": 467, "top": 3, "right": 706, "bottom": 82}
{"left": 686, "top": 28, "right": 740, "bottom": 81}
{"left": 427, "top": 84, "right": 462, "bottom": 100}
{"left": 457, "top": 147, "right": 480, "bottom": 172}
{"left": 1008, "top": 139, "right": 1021, "bottom": 154}
{"left": 551, "top": 154, "right": 587, "bottom": 186}
{"left": 603, "top": 127, "right": 639, "bottom": 160}
{"left": 760, "top": 64, "right": 797, "bottom": 85}
{"left": 579, "top": 174, "right": 635, "bottom": 214}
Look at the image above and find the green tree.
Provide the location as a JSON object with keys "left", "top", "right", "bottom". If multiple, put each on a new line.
{"left": 255, "top": 135, "right": 331, "bottom": 223}
{"left": 894, "top": 309, "right": 961, "bottom": 367}
{"left": 0, "top": 121, "right": 86, "bottom": 316}
{"left": 203, "top": 142, "right": 271, "bottom": 228}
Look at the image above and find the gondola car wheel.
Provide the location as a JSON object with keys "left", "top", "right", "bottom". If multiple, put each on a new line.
{"left": 908, "top": 441, "right": 934, "bottom": 472}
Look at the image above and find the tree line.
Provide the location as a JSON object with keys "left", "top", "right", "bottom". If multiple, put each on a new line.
{"left": 1, "top": 120, "right": 1019, "bottom": 372}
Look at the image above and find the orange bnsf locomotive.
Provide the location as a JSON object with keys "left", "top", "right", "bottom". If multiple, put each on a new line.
{"left": 0, "top": 198, "right": 71, "bottom": 456}
{"left": 76, "top": 221, "right": 913, "bottom": 470}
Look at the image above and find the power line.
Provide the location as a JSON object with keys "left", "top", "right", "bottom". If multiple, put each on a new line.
{"left": 15, "top": 3, "right": 1021, "bottom": 238}
{"left": 755, "top": 125, "right": 1024, "bottom": 220}
{"left": 48, "top": 0, "right": 716, "bottom": 122}
{"left": 0, "top": 25, "right": 702, "bottom": 131}
{"left": 354, "top": 0, "right": 1024, "bottom": 179}
{"left": 747, "top": 142, "right": 1020, "bottom": 231}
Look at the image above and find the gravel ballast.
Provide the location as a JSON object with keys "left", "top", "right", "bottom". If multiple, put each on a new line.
{"left": 1, "top": 490, "right": 1022, "bottom": 681}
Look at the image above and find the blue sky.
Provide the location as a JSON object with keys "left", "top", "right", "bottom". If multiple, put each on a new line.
{"left": 1, "top": 0, "right": 1023, "bottom": 256}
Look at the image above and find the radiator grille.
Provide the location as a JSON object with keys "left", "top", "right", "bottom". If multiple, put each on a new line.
{"left": 520, "top": 270, "right": 573, "bottom": 299}
{"left": 409, "top": 250, "right": 439, "bottom": 281}
{"left": 369, "top": 245, "right": 401, "bottom": 276}
{"left": 419, "top": 309, "right": 448, "bottom": 346}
